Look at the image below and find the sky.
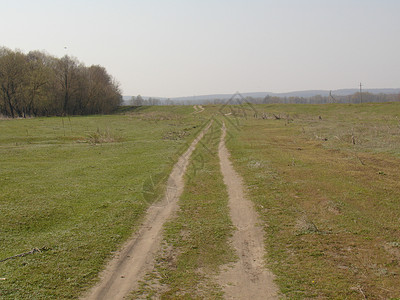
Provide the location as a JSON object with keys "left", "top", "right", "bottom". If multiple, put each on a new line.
{"left": 1, "top": 0, "right": 399, "bottom": 97}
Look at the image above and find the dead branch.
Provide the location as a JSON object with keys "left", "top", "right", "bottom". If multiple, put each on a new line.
{"left": 359, "top": 286, "right": 367, "bottom": 299}
{"left": 0, "top": 247, "right": 50, "bottom": 263}
{"left": 355, "top": 153, "right": 365, "bottom": 166}
{"left": 273, "top": 113, "right": 281, "bottom": 120}
{"left": 351, "top": 128, "right": 356, "bottom": 145}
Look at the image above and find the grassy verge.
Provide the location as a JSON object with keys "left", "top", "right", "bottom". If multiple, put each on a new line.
{"left": 225, "top": 103, "right": 400, "bottom": 299}
{"left": 0, "top": 106, "right": 202, "bottom": 299}
{"left": 131, "top": 121, "right": 236, "bottom": 299}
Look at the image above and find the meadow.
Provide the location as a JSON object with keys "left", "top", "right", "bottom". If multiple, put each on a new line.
{"left": 1, "top": 102, "right": 400, "bottom": 299}
{"left": 0, "top": 106, "right": 203, "bottom": 299}
{"left": 224, "top": 102, "right": 400, "bottom": 298}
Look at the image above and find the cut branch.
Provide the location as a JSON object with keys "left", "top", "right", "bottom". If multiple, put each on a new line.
{"left": 0, "top": 247, "right": 50, "bottom": 263}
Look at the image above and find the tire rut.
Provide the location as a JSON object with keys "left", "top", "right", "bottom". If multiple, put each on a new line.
{"left": 218, "top": 123, "right": 279, "bottom": 300}
{"left": 82, "top": 122, "right": 212, "bottom": 300}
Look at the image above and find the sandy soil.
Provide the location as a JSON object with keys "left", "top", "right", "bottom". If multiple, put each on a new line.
{"left": 218, "top": 123, "right": 279, "bottom": 300}
{"left": 82, "top": 123, "right": 211, "bottom": 300}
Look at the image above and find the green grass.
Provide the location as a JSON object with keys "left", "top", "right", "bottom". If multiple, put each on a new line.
{"left": 0, "top": 106, "right": 203, "bottom": 299}
{"left": 131, "top": 120, "right": 236, "bottom": 299}
{"left": 3, "top": 102, "right": 400, "bottom": 299}
{"left": 225, "top": 102, "right": 400, "bottom": 299}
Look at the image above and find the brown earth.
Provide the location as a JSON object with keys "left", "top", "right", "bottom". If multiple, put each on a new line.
{"left": 217, "top": 123, "right": 279, "bottom": 300}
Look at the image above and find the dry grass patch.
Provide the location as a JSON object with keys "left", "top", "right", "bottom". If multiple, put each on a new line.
{"left": 225, "top": 103, "right": 400, "bottom": 299}
{"left": 86, "top": 127, "right": 124, "bottom": 144}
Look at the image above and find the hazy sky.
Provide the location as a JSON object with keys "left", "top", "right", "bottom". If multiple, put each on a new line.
{"left": 1, "top": 0, "right": 399, "bottom": 97}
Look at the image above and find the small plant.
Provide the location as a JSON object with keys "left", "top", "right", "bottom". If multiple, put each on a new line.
{"left": 295, "top": 215, "right": 320, "bottom": 235}
{"left": 162, "top": 130, "right": 189, "bottom": 140}
{"left": 86, "top": 127, "right": 123, "bottom": 144}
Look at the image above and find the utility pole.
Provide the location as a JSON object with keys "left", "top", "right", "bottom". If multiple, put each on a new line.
{"left": 329, "top": 90, "right": 336, "bottom": 103}
{"left": 360, "top": 82, "right": 363, "bottom": 103}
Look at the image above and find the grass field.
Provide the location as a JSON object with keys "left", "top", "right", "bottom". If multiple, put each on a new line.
{"left": 225, "top": 102, "right": 400, "bottom": 298}
{"left": 1, "top": 102, "right": 400, "bottom": 299}
{"left": 0, "top": 106, "right": 203, "bottom": 299}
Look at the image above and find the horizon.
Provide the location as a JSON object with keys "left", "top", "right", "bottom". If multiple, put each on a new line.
{"left": 123, "top": 87, "right": 400, "bottom": 100}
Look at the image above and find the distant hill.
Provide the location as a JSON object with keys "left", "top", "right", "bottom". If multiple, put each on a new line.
{"left": 122, "top": 88, "right": 400, "bottom": 104}
{"left": 169, "top": 89, "right": 400, "bottom": 101}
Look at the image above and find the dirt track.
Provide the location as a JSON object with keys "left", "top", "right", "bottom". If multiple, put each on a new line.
{"left": 83, "top": 121, "right": 278, "bottom": 299}
{"left": 218, "top": 123, "right": 278, "bottom": 299}
{"left": 82, "top": 123, "right": 211, "bottom": 300}
{"left": 192, "top": 105, "right": 205, "bottom": 114}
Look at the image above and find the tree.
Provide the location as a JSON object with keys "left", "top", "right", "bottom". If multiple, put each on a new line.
{"left": 25, "top": 50, "right": 53, "bottom": 116}
{"left": 0, "top": 48, "right": 28, "bottom": 118}
{"left": 132, "top": 95, "right": 144, "bottom": 106}
{"left": 86, "top": 65, "right": 121, "bottom": 114}
{"left": 54, "top": 55, "right": 80, "bottom": 115}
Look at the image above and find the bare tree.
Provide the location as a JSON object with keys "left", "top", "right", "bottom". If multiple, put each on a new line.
{"left": 0, "top": 48, "right": 122, "bottom": 117}
{"left": 0, "top": 48, "right": 28, "bottom": 118}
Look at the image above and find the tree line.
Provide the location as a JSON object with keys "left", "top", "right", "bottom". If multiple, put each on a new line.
{"left": 128, "top": 92, "right": 400, "bottom": 107}
{"left": 245, "top": 92, "right": 400, "bottom": 105}
{"left": 0, "top": 47, "right": 122, "bottom": 118}
{"left": 195, "top": 93, "right": 400, "bottom": 105}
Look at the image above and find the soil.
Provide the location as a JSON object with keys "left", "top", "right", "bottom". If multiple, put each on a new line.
{"left": 82, "top": 123, "right": 212, "bottom": 300}
{"left": 217, "top": 123, "right": 279, "bottom": 299}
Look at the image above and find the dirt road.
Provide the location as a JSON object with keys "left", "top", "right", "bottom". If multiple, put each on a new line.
{"left": 83, "top": 121, "right": 278, "bottom": 299}
{"left": 218, "top": 123, "right": 279, "bottom": 299}
{"left": 82, "top": 123, "right": 211, "bottom": 300}
{"left": 192, "top": 105, "right": 205, "bottom": 114}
